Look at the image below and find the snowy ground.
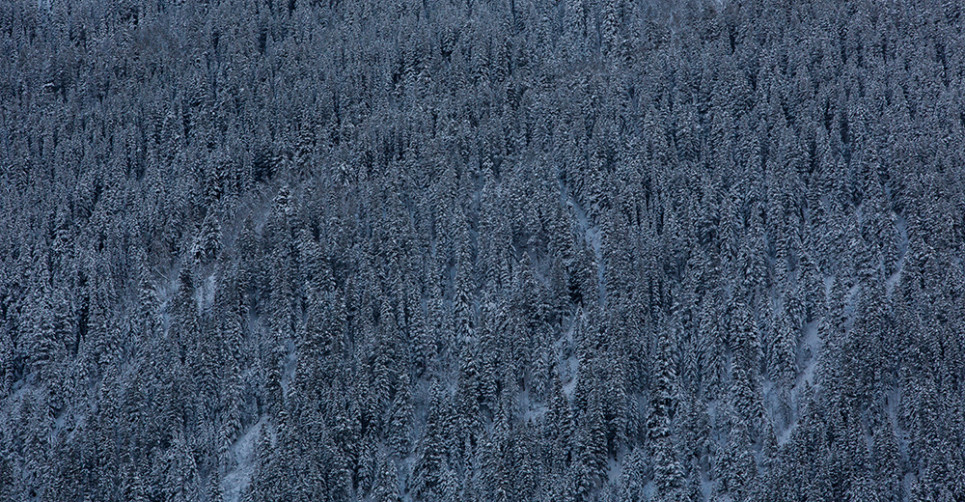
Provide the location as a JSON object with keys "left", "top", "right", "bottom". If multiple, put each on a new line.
{"left": 560, "top": 178, "right": 607, "bottom": 309}
{"left": 222, "top": 417, "right": 265, "bottom": 502}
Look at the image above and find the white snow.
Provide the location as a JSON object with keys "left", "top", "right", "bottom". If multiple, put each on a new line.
{"left": 155, "top": 268, "right": 181, "bottom": 338}
{"left": 886, "top": 387, "right": 911, "bottom": 466}
{"left": 777, "top": 319, "right": 824, "bottom": 445}
{"left": 194, "top": 272, "right": 217, "bottom": 313}
{"left": 607, "top": 456, "right": 623, "bottom": 486}
{"left": 280, "top": 339, "right": 297, "bottom": 401}
{"left": 561, "top": 180, "right": 607, "bottom": 308}
{"left": 558, "top": 312, "right": 581, "bottom": 400}
{"left": 699, "top": 472, "right": 716, "bottom": 501}
{"left": 799, "top": 320, "right": 822, "bottom": 389}
{"left": 519, "top": 388, "right": 549, "bottom": 423}
{"left": 886, "top": 213, "right": 909, "bottom": 299}
{"left": 642, "top": 480, "right": 656, "bottom": 500}
{"left": 221, "top": 417, "right": 265, "bottom": 502}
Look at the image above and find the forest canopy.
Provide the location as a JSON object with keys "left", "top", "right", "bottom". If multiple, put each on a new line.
{"left": 1, "top": 0, "right": 965, "bottom": 501}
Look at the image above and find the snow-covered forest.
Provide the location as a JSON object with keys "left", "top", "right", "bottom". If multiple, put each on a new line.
{"left": 2, "top": 0, "right": 965, "bottom": 500}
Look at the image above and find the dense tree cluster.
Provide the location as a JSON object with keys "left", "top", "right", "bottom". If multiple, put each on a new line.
{"left": 2, "top": 0, "right": 965, "bottom": 500}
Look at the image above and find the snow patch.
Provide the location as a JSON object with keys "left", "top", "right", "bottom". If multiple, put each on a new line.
{"left": 607, "top": 456, "right": 623, "bottom": 486}
{"left": 222, "top": 417, "right": 265, "bottom": 502}
{"left": 886, "top": 213, "right": 909, "bottom": 299}
{"left": 280, "top": 340, "right": 297, "bottom": 401}
{"left": 561, "top": 179, "right": 607, "bottom": 308}
{"left": 799, "top": 320, "right": 823, "bottom": 390}
{"left": 557, "top": 313, "right": 581, "bottom": 399}
{"left": 155, "top": 269, "right": 182, "bottom": 338}
{"left": 194, "top": 272, "right": 217, "bottom": 313}
{"left": 700, "top": 474, "right": 716, "bottom": 501}
{"left": 777, "top": 319, "right": 824, "bottom": 445}
{"left": 642, "top": 480, "right": 657, "bottom": 500}
{"left": 519, "top": 389, "right": 549, "bottom": 423}
{"left": 886, "top": 387, "right": 911, "bottom": 465}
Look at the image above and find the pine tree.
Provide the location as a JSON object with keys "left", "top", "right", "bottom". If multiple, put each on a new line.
{"left": 648, "top": 319, "right": 685, "bottom": 501}
{"left": 577, "top": 393, "right": 609, "bottom": 497}
{"left": 413, "top": 380, "right": 452, "bottom": 500}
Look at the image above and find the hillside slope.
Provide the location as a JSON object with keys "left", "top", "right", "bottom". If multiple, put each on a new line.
{"left": 2, "top": 1, "right": 965, "bottom": 501}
